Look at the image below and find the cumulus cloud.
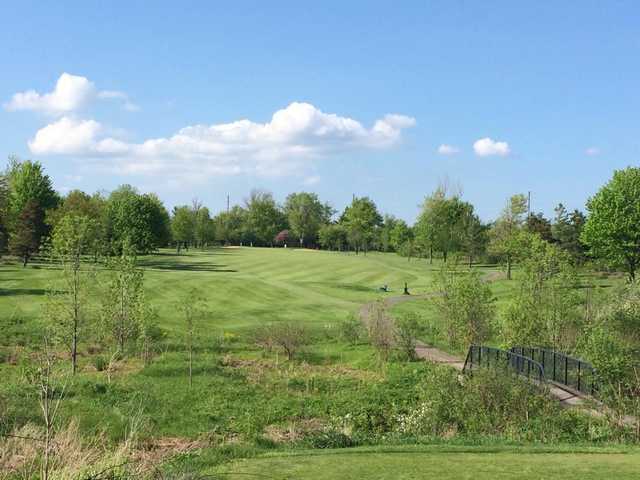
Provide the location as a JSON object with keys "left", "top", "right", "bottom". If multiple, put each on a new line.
{"left": 437, "top": 144, "right": 460, "bottom": 155}
{"left": 473, "top": 137, "right": 511, "bottom": 157}
{"left": 5, "top": 73, "right": 138, "bottom": 115}
{"left": 585, "top": 147, "right": 600, "bottom": 156}
{"left": 27, "top": 102, "right": 415, "bottom": 180}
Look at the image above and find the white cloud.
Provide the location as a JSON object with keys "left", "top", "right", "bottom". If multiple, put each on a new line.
{"left": 5, "top": 73, "right": 138, "bottom": 115}
{"left": 27, "top": 102, "right": 415, "bottom": 181}
{"left": 585, "top": 147, "right": 600, "bottom": 156}
{"left": 473, "top": 137, "right": 511, "bottom": 157}
{"left": 437, "top": 144, "right": 460, "bottom": 155}
{"left": 5, "top": 73, "right": 96, "bottom": 115}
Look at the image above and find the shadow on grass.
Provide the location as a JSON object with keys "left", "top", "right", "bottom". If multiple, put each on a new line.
{"left": 0, "top": 288, "right": 48, "bottom": 296}
{"left": 137, "top": 259, "right": 237, "bottom": 272}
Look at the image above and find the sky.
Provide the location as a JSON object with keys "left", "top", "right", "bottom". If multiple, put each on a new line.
{"left": 1, "top": 1, "right": 639, "bottom": 222}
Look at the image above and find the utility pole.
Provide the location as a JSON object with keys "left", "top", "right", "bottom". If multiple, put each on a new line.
{"left": 527, "top": 191, "right": 531, "bottom": 219}
{"left": 226, "top": 194, "right": 230, "bottom": 213}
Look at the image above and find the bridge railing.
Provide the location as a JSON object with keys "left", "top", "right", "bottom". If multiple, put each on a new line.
{"left": 463, "top": 345, "right": 545, "bottom": 383}
{"left": 509, "top": 346, "right": 598, "bottom": 397}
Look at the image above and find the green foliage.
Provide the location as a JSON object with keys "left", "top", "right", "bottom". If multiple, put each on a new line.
{"left": 172, "top": 205, "right": 195, "bottom": 252}
{"left": 488, "top": 194, "right": 528, "bottom": 279}
{"left": 552, "top": 203, "right": 587, "bottom": 264}
{"left": 318, "top": 223, "right": 348, "bottom": 251}
{"left": 244, "top": 190, "right": 287, "bottom": 246}
{"left": 106, "top": 185, "right": 170, "bottom": 254}
{"left": 8, "top": 200, "right": 43, "bottom": 266}
{"left": 582, "top": 167, "right": 640, "bottom": 280}
{"left": 431, "top": 266, "right": 495, "bottom": 350}
{"left": 501, "top": 234, "right": 583, "bottom": 350}
{"left": 284, "top": 192, "right": 333, "bottom": 247}
{"left": 340, "top": 196, "right": 382, "bottom": 254}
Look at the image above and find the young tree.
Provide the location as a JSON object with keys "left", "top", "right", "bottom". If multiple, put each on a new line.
{"left": 9, "top": 200, "right": 42, "bottom": 266}
{"left": 46, "top": 214, "right": 98, "bottom": 374}
{"left": 176, "top": 289, "right": 207, "bottom": 387}
{"left": 431, "top": 265, "right": 495, "bottom": 350}
{"left": 501, "top": 234, "right": 582, "bottom": 350}
{"left": 365, "top": 299, "right": 395, "bottom": 360}
{"left": 395, "top": 312, "right": 422, "bottom": 361}
{"left": 340, "top": 197, "right": 382, "bottom": 254}
{"left": 101, "top": 243, "right": 146, "bottom": 354}
{"left": 582, "top": 167, "right": 640, "bottom": 281}
{"left": 171, "top": 205, "right": 195, "bottom": 253}
{"left": 284, "top": 192, "right": 333, "bottom": 247}
{"left": 0, "top": 173, "right": 9, "bottom": 255}
{"left": 488, "top": 194, "right": 528, "bottom": 279}
{"left": 459, "top": 206, "right": 487, "bottom": 267}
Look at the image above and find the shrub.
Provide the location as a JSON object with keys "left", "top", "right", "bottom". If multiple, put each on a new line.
{"left": 394, "top": 312, "right": 422, "bottom": 361}
{"left": 93, "top": 355, "right": 108, "bottom": 372}
{"left": 339, "top": 314, "right": 362, "bottom": 345}
{"left": 305, "top": 429, "right": 354, "bottom": 449}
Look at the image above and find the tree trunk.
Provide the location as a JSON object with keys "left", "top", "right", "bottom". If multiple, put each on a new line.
{"left": 429, "top": 247, "right": 433, "bottom": 264}
{"left": 507, "top": 255, "right": 512, "bottom": 280}
{"left": 23, "top": 254, "right": 28, "bottom": 267}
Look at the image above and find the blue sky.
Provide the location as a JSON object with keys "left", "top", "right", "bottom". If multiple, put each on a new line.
{"left": 1, "top": 1, "right": 639, "bottom": 222}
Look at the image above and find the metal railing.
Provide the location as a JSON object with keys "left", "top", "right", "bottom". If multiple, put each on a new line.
{"left": 509, "top": 346, "right": 598, "bottom": 396}
{"left": 463, "top": 345, "right": 545, "bottom": 383}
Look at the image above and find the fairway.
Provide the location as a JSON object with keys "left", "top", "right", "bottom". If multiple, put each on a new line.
{"left": 217, "top": 447, "right": 640, "bottom": 480}
{"left": 0, "top": 247, "right": 441, "bottom": 336}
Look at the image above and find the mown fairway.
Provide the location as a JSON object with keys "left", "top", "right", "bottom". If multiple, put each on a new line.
{"left": 217, "top": 446, "right": 640, "bottom": 480}
{"left": 1, "top": 247, "right": 439, "bottom": 336}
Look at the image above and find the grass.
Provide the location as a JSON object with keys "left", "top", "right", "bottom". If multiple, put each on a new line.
{"left": 215, "top": 445, "right": 640, "bottom": 479}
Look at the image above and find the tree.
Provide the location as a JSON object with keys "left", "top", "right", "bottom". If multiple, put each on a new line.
{"left": 214, "top": 206, "right": 247, "bottom": 245}
{"left": 552, "top": 203, "right": 587, "bottom": 265}
{"left": 274, "top": 229, "right": 289, "bottom": 246}
{"left": 6, "top": 159, "right": 59, "bottom": 261}
{"left": 459, "top": 205, "right": 487, "bottom": 267}
{"left": 365, "top": 300, "right": 395, "bottom": 361}
{"left": 431, "top": 265, "right": 495, "bottom": 350}
{"left": 46, "top": 214, "right": 98, "bottom": 374}
{"left": 101, "top": 243, "right": 146, "bottom": 353}
{"left": 318, "top": 223, "right": 348, "bottom": 251}
{"left": 501, "top": 233, "right": 582, "bottom": 350}
{"left": 171, "top": 205, "right": 195, "bottom": 253}
{"left": 0, "top": 173, "right": 9, "bottom": 255}
{"left": 526, "top": 212, "right": 553, "bottom": 243}
{"left": 340, "top": 197, "right": 382, "bottom": 254}
{"left": 105, "top": 185, "right": 170, "bottom": 254}
{"left": 395, "top": 312, "right": 422, "bottom": 361}
{"left": 284, "top": 192, "right": 333, "bottom": 247}
{"left": 177, "top": 289, "right": 207, "bottom": 387}
{"left": 245, "top": 190, "right": 286, "bottom": 246}
{"left": 488, "top": 194, "right": 528, "bottom": 279}
{"left": 582, "top": 168, "right": 640, "bottom": 281}
{"left": 194, "top": 205, "right": 215, "bottom": 248}
{"left": 9, "top": 200, "right": 42, "bottom": 266}
{"left": 389, "top": 219, "right": 413, "bottom": 253}
{"left": 415, "top": 185, "right": 472, "bottom": 263}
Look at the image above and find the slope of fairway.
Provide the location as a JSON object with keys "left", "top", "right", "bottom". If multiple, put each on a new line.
{"left": 216, "top": 446, "right": 640, "bottom": 480}
{"left": 0, "top": 247, "right": 440, "bottom": 337}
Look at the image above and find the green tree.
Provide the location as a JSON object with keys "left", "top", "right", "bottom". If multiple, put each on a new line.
{"left": 214, "top": 206, "right": 247, "bottom": 245}
{"left": 245, "top": 190, "right": 286, "bottom": 246}
{"left": 9, "top": 200, "right": 43, "bottom": 266}
{"left": 340, "top": 196, "right": 382, "bottom": 254}
{"left": 284, "top": 192, "right": 333, "bottom": 247}
{"left": 194, "top": 206, "right": 216, "bottom": 248}
{"left": 171, "top": 205, "right": 195, "bottom": 253}
{"left": 501, "top": 233, "right": 582, "bottom": 350}
{"left": 46, "top": 214, "right": 98, "bottom": 374}
{"left": 582, "top": 168, "right": 640, "bottom": 281}
{"left": 389, "top": 218, "right": 413, "bottom": 253}
{"left": 318, "top": 223, "right": 348, "bottom": 251}
{"left": 526, "top": 212, "right": 554, "bottom": 243}
{"left": 6, "top": 158, "right": 59, "bottom": 260}
{"left": 101, "top": 243, "right": 146, "bottom": 353}
{"left": 105, "top": 185, "right": 169, "bottom": 254}
{"left": 488, "top": 194, "right": 528, "bottom": 279}
{"left": 176, "top": 289, "right": 207, "bottom": 387}
{"left": 551, "top": 203, "right": 587, "bottom": 265}
{"left": 431, "top": 265, "right": 495, "bottom": 350}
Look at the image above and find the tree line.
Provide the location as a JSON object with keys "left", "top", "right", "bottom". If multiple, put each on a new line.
{"left": 1, "top": 156, "right": 639, "bottom": 283}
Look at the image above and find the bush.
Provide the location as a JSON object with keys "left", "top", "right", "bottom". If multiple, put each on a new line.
{"left": 253, "top": 322, "right": 311, "bottom": 360}
{"left": 394, "top": 312, "right": 422, "bottom": 361}
{"left": 92, "top": 355, "right": 108, "bottom": 372}
{"left": 339, "top": 314, "right": 362, "bottom": 345}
